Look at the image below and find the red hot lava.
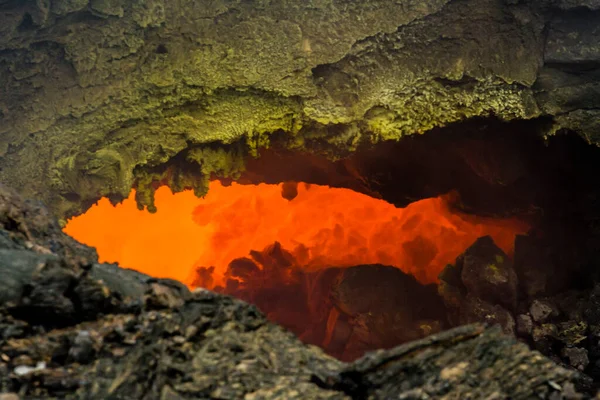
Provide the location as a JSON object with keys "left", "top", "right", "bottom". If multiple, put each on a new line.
{"left": 64, "top": 181, "right": 528, "bottom": 286}
{"left": 64, "top": 181, "right": 529, "bottom": 359}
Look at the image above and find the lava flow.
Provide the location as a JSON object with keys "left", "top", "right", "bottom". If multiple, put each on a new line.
{"left": 64, "top": 181, "right": 529, "bottom": 287}
{"left": 64, "top": 181, "right": 530, "bottom": 360}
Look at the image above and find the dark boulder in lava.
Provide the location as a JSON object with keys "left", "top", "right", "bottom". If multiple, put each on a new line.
{"left": 328, "top": 264, "right": 446, "bottom": 361}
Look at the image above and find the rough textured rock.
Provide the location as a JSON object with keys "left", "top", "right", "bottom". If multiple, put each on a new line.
{"left": 439, "top": 236, "right": 519, "bottom": 335}
{"left": 531, "top": 299, "right": 558, "bottom": 323}
{"left": 460, "top": 236, "right": 518, "bottom": 310}
{"left": 334, "top": 325, "right": 582, "bottom": 400}
{"left": 0, "top": 171, "right": 590, "bottom": 399}
{"left": 438, "top": 233, "right": 600, "bottom": 384}
{"left": 328, "top": 264, "right": 446, "bottom": 360}
{"left": 0, "top": 184, "right": 95, "bottom": 263}
{"left": 513, "top": 285, "right": 600, "bottom": 384}
{"left": 0, "top": 0, "right": 599, "bottom": 218}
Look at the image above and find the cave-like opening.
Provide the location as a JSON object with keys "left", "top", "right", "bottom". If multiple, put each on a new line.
{"left": 62, "top": 117, "right": 600, "bottom": 371}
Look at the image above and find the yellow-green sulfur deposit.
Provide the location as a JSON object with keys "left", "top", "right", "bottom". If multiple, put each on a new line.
{"left": 0, "top": 0, "right": 599, "bottom": 217}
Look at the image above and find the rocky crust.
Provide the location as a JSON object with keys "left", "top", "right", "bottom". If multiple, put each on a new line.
{"left": 1, "top": 0, "right": 600, "bottom": 217}
{"left": 0, "top": 168, "right": 589, "bottom": 399}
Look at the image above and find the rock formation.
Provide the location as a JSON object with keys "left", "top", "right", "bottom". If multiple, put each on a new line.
{"left": 2, "top": 1, "right": 600, "bottom": 397}
{"left": 1, "top": 0, "right": 600, "bottom": 219}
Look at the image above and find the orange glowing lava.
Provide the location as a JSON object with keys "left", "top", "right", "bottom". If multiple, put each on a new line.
{"left": 63, "top": 181, "right": 529, "bottom": 287}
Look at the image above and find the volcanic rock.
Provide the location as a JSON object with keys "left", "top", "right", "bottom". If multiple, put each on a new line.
{"left": 563, "top": 347, "right": 591, "bottom": 372}
{"left": 211, "top": 246, "right": 449, "bottom": 362}
{"left": 461, "top": 294, "right": 516, "bottom": 336}
{"left": 335, "top": 324, "right": 581, "bottom": 399}
{"left": 460, "top": 236, "right": 518, "bottom": 311}
{"left": 68, "top": 331, "right": 93, "bottom": 364}
{"left": 281, "top": 181, "right": 299, "bottom": 201}
{"left": 328, "top": 264, "right": 446, "bottom": 360}
{"left": 531, "top": 299, "right": 559, "bottom": 323}
{"left": 514, "top": 234, "right": 573, "bottom": 298}
{"left": 518, "top": 314, "right": 534, "bottom": 336}
{"left": 1, "top": 0, "right": 600, "bottom": 218}
{"left": 0, "top": 182, "right": 590, "bottom": 399}
{"left": 439, "top": 236, "right": 520, "bottom": 334}
{"left": 441, "top": 234, "right": 600, "bottom": 384}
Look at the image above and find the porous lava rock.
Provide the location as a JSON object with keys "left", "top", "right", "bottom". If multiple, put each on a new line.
{"left": 439, "top": 232, "right": 600, "bottom": 386}
{"left": 0, "top": 171, "right": 589, "bottom": 399}
{"left": 439, "top": 235, "right": 519, "bottom": 335}
{"left": 1, "top": 0, "right": 600, "bottom": 219}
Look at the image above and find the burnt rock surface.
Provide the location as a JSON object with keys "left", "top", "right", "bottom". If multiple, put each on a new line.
{"left": 335, "top": 324, "right": 582, "bottom": 400}
{"left": 0, "top": 177, "right": 589, "bottom": 399}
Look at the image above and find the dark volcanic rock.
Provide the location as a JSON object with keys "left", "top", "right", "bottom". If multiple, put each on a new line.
{"left": 531, "top": 299, "right": 559, "bottom": 323}
{"left": 460, "top": 294, "right": 516, "bottom": 336}
{"left": 563, "top": 347, "right": 590, "bottom": 372}
{"left": 518, "top": 313, "right": 534, "bottom": 336}
{"left": 1, "top": 285, "right": 347, "bottom": 399}
{"left": 514, "top": 234, "right": 574, "bottom": 299}
{"left": 0, "top": 184, "right": 591, "bottom": 399}
{"left": 440, "top": 234, "right": 600, "bottom": 386}
{"left": 0, "top": 185, "right": 95, "bottom": 263}
{"left": 439, "top": 236, "right": 519, "bottom": 335}
{"left": 328, "top": 264, "right": 447, "bottom": 360}
{"left": 335, "top": 325, "right": 580, "bottom": 399}
{"left": 460, "top": 236, "right": 518, "bottom": 311}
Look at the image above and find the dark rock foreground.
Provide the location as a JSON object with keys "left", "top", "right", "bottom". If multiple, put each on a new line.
{"left": 0, "top": 184, "right": 588, "bottom": 399}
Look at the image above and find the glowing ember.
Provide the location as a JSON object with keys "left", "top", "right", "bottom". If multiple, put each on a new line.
{"left": 63, "top": 181, "right": 529, "bottom": 287}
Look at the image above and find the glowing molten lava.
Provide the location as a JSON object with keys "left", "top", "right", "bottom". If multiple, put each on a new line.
{"left": 64, "top": 181, "right": 530, "bottom": 360}
{"left": 64, "top": 181, "right": 529, "bottom": 287}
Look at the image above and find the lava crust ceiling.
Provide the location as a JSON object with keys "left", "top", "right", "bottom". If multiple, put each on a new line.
{"left": 0, "top": 0, "right": 599, "bottom": 218}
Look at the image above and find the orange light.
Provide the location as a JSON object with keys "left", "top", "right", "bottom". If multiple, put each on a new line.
{"left": 63, "top": 181, "right": 529, "bottom": 287}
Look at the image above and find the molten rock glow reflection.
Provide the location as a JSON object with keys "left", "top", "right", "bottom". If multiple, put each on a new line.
{"left": 64, "top": 181, "right": 529, "bottom": 287}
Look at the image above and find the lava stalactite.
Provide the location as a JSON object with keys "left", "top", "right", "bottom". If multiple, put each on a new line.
{"left": 63, "top": 181, "right": 529, "bottom": 287}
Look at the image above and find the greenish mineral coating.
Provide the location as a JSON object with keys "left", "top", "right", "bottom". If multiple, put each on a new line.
{"left": 0, "top": 0, "right": 598, "bottom": 217}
